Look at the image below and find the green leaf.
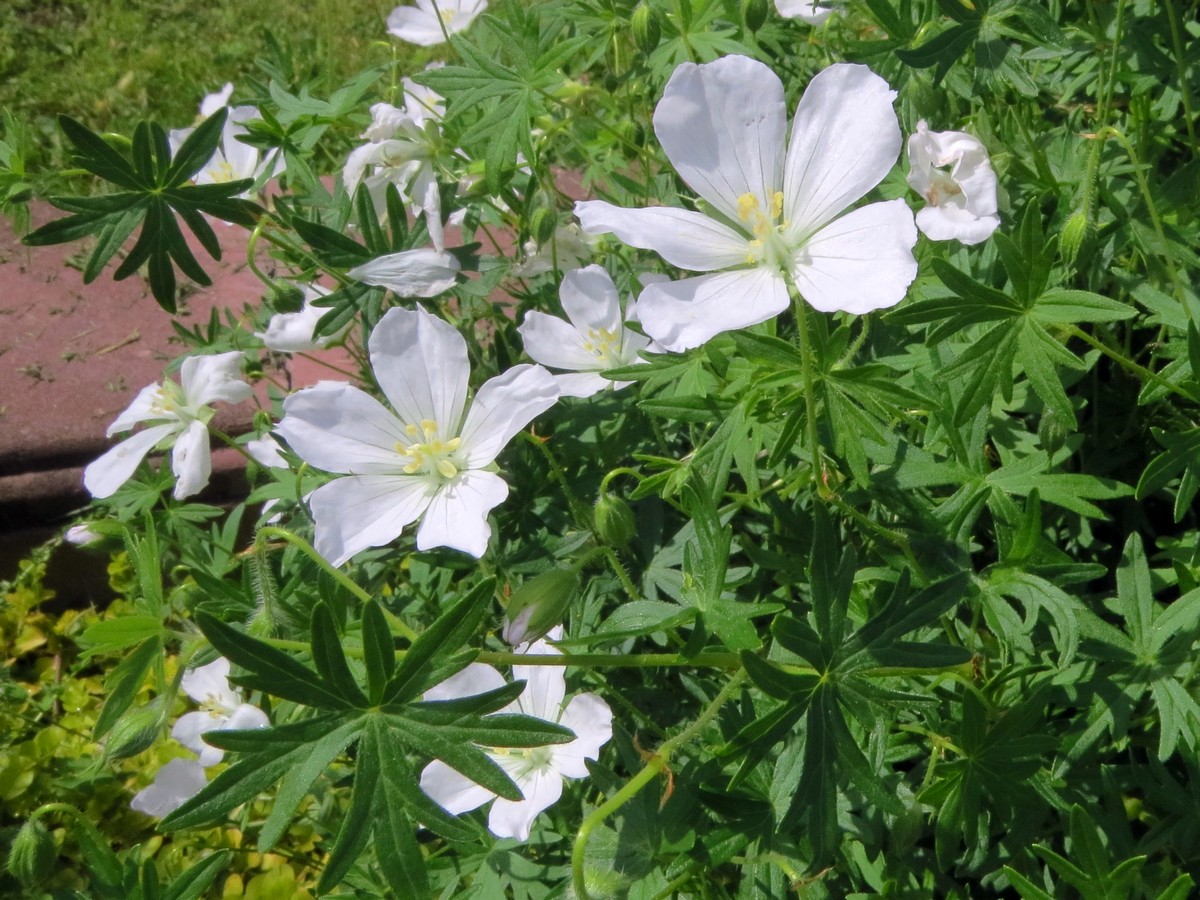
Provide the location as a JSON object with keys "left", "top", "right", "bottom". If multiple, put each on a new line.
{"left": 95, "top": 637, "right": 161, "bottom": 738}
{"left": 310, "top": 603, "right": 368, "bottom": 708}
{"left": 589, "top": 601, "right": 696, "bottom": 640}
{"left": 317, "top": 719, "right": 379, "bottom": 895}
{"left": 1034, "top": 289, "right": 1135, "bottom": 323}
{"left": 162, "top": 850, "right": 232, "bottom": 900}
{"left": 390, "top": 712, "right": 523, "bottom": 801}
{"left": 384, "top": 578, "right": 495, "bottom": 705}
{"left": 58, "top": 115, "right": 143, "bottom": 190}
{"left": 362, "top": 602, "right": 396, "bottom": 705}
{"left": 740, "top": 651, "right": 818, "bottom": 701}
{"left": 372, "top": 717, "right": 476, "bottom": 843}
{"left": 79, "top": 616, "right": 164, "bottom": 659}
{"left": 164, "top": 108, "right": 228, "bottom": 186}
{"left": 1115, "top": 534, "right": 1154, "bottom": 652}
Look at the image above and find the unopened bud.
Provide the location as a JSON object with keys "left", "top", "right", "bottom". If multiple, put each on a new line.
{"left": 530, "top": 207, "right": 558, "bottom": 247}
{"left": 103, "top": 703, "right": 163, "bottom": 760}
{"left": 1038, "top": 409, "right": 1070, "bottom": 457}
{"left": 7, "top": 819, "right": 56, "bottom": 886}
{"left": 503, "top": 568, "right": 578, "bottom": 646}
{"left": 632, "top": 3, "right": 661, "bottom": 55}
{"left": 1060, "top": 210, "right": 1090, "bottom": 266}
{"left": 268, "top": 282, "right": 305, "bottom": 313}
{"left": 741, "top": 0, "right": 770, "bottom": 31}
{"left": 594, "top": 491, "right": 636, "bottom": 547}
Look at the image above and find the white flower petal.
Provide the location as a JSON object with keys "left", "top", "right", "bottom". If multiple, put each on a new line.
{"left": 348, "top": 248, "right": 460, "bottom": 298}
{"left": 199, "top": 83, "right": 234, "bottom": 118}
{"left": 636, "top": 268, "right": 790, "bottom": 352}
{"left": 653, "top": 55, "right": 787, "bottom": 224}
{"left": 459, "top": 365, "right": 559, "bottom": 467}
{"left": 246, "top": 435, "right": 288, "bottom": 468}
{"left": 309, "top": 474, "right": 436, "bottom": 567}
{"left": 486, "top": 766, "right": 563, "bottom": 841}
{"left": 277, "top": 382, "right": 410, "bottom": 475}
{"left": 423, "top": 663, "right": 507, "bottom": 703}
{"left": 131, "top": 759, "right": 208, "bottom": 818}
{"left": 553, "top": 693, "right": 614, "bottom": 778}
{"left": 181, "top": 658, "right": 237, "bottom": 708}
{"left": 574, "top": 200, "right": 749, "bottom": 272}
{"left": 559, "top": 265, "right": 623, "bottom": 334}
{"left": 512, "top": 651, "right": 566, "bottom": 723}
{"left": 258, "top": 288, "right": 343, "bottom": 352}
{"left": 171, "top": 419, "right": 211, "bottom": 500}
{"left": 554, "top": 372, "right": 613, "bottom": 398}
{"left": 793, "top": 199, "right": 918, "bottom": 314}
{"left": 83, "top": 423, "right": 178, "bottom": 499}
{"left": 368, "top": 307, "right": 471, "bottom": 433}
{"left": 916, "top": 205, "right": 1000, "bottom": 245}
{"left": 171, "top": 711, "right": 225, "bottom": 765}
{"left": 419, "top": 759, "right": 497, "bottom": 814}
{"left": 180, "top": 351, "right": 252, "bottom": 407}
{"left": 783, "top": 63, "right": 901, "bottom": 238}
{"left": 518, "top": 312, "right": 600, "bottom": 372}
{"left": 107, "top": 383, "right": 165, "bottom": 436}
{"left": 415, "top": 470, "right": 508, "bottom": 557}
{"left": 224, "top": 702, "right": 270, "bottom": 732}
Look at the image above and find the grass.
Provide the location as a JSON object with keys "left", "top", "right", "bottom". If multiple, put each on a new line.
{"left": 0, "top": 0, "right": 406, "bottom": 164}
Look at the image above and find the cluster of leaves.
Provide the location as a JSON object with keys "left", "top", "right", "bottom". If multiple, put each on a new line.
{"left": 5, "top": 0, "right": 1200, "bottom": 897}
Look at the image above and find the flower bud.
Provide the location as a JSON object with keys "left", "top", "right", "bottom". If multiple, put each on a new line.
{"left": 1038, "top": 409, "right": 1071, "bottom": 457}
{"left": 103, "top": 703, "right": 163, "bottom": 760}
{"left": 631, "top": 2, "right": 661, "bottom": 55}
{"left": 530, "top": 206, "right": 558, "bottom": 247}
{"left": 6, "top": 819, "right": 56, "bottom": 886}
{"left": 503, "top": 568, "right": 578, "bottom": 646}
{"left": 594, "top": 491, "right": 636, "bottom": 547}
{"left": 1059, "top": 210, "right": 1090, "bottom": 267}
{"left": 267, "top": 281, "right": 306, "bottom": 314}
{"left": 741, "top": 0, "right": 770, "bottom": 31}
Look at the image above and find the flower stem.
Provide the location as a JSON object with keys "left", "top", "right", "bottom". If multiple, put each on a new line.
{"left": 521, "top": 431, "right": 592, "bottom": 530}
{"left": 1065, "top": 323, "right": 1199, "bottom": 403}
{"left": 571, "top": 669, "right": 747, "bottom": 900}
{"left": 1163, "top": 0, "right": 1198, "bottom": 157}
{"left": 788, "top": 285, "right": 825, "bottom": 489}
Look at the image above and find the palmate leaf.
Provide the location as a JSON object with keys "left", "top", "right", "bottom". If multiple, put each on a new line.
{"left": 23, "top": 111, "right": 261, "bottom": 311}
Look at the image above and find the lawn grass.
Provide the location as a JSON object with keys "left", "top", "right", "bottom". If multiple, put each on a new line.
{"left": 1, "top": 0, "right": 406, "bottom": 164}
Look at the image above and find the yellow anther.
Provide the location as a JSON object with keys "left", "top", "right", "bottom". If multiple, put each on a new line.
{"left": 209, "top": 160, "right": 236, "bottom": 183}
{"left": 405, "top": 423, "right": 419, "bottom": 436}
{"left": 445, "top": 437, "right": 462, "bottom": 451}
{"left": 436, "top": 459, "right": 458, "bottom": 479}
{"left": 737, "top": 192, "right": 761, "bottom": 223}
{"left": 420, "top": 419, "right": 438, "bottom": 437}
{"left": 770, "top": 192, "right": 784, "bottom": 220}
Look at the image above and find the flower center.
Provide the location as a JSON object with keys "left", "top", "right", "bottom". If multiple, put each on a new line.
{"left": 396, "top": 419, "right": 464, "bottom": 480}
{"left": 737, "top": 191, "right": 793, "bottom": 270}
{"left": 582, "top": 326, "right": 621, "bottom": 365}
{"left": 492, "top": 745, "right": 555, "bottom": 778}
{"left": 207, "top": 160, "right": 237, "bottom": 183}
{"left": 925, "top": 168, "right": 964, "bottom": 207}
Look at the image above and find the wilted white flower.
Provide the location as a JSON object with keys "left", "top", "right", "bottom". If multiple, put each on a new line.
{"left": 510, "top": 223, "right": 597, "bottom": 278}
{"left": 774, "top": 0, "right": 839, "bottom": 24}
{"left": 344, "top": 102, "right": 447, "bottom": 251}
{"left": 387, "top": 0, "right": 488, "bottom": 46}
{"left": 131, "top": 758, "right": 208, "bottom": 818}
{"left": 518, "top": 265, "right": 654, "bottom": 398}
{"left": 576, "top": 56, "right": 917, "bottom": 352}
{"left": 169, "top": 84, "right": 282, "bottom": 197}
{"left": 348, "top": 248, "right": 461, "bottom": 297}
{"left": 419, "top": 629, "right": 613, "bottom": 841}
{"left": 170, "top": 657, "right": 269, "bottom": 767}
{"left": 906, "top": 120, "right": 1000, "bottom": 245}
{"left": 256, "top": 285, "right": 350, "bottom": 353}
{"left": 84, "top": 352, "right": 252, "bottom": 501}
{"left": 275, "top": 307, "right": 558, "bottom": 564}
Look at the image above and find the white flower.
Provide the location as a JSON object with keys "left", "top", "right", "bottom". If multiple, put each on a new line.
{"left": 774, "top": 0, "right": 839, "bottom": 24}
{"left": 275, "top": 307, "right": 559, "bottom": 564}
{"left": 575, "top": 56, "right": 917, "bottom": 353}
{"left": 257, "top": 285, "right": 350, "bottom": 352}
{"left": 403, "top": 66, "right": 446, "bottom": 127}
{"left": 169, "top": 84, "right": 282, "bottom": 197}
{"left": 510, "top": 223, "right": 597, "bottom": 278}
{"left": 518, "top": 265, "right": 654, "bottom": 398}
{"left": 131, "top": 758, "right": 208, "bottom": 818}
{"left": 419, "top": 630, "right": 613, "bottom": 841}
{"left": 65, "top": 523, "right": 103, "bottom": 546}
{"left": 170, "top": 658, "right": 269, "bottom": 767}
{"left": 345, "top": 102, "right": 447, "bottom": 251}
{"left": 348, "top": 248, "right": 461, "bottom": 297}
{"left": 906, "top": 120, "right": 1000, "bottom": 245}
{"left": 387, "top": 0, "right": 488, "bottom": 46}
{"left": 83, "top": 351, "right": 252, "bottom": 501}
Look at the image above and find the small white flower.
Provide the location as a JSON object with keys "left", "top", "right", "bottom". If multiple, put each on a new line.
{"left": 510, "top": 223, "right": 597, "bottom": 278}
{"left": 576, "top": 56, "right": 917, "bottom": 352}
{"left": 906, "top": 120, "right": 1000, "bottom": 245}
{"left": 257, "top": 285, "right": 350, "bottom": 353}
{"left": 170, "top": 658, "right": 269, "bottom": 767}
{"left": 345, "top": 102, "right": 447, "bottom": 251}
{"left": 419, "top": 630, "right": 613, "bottom": 841}
{"left": 387, "top": 0, "right": 488, "bottom": 46}
{"left": 518, "top": 265, "right": 654, "bottom": 398}
{"left": 169, "top": 84, "right": 282, "bottom": 197}
{"left": 65, "top": 523, "right": 103, "bottom": 546}
{"left": 348, "top": 248, "right": 461, "bottom": 297}
{"left": 275, "top": 307, "right": 559, "bottom": 564}
{"left": 774, "top": 0, "right": 839, "bottom": 24}
{"left": 131, "top": 758, "right": 208, "bottom": 818}
{"left": 83, "top": 352, "right": 252, "bottom": 501}
{"left": 403, "top": 66, "right": 446, "bottom": 127}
